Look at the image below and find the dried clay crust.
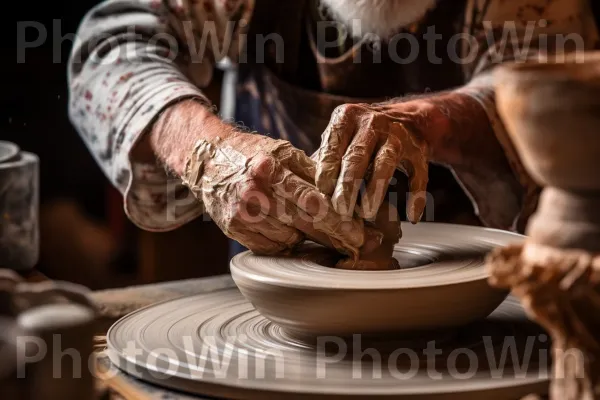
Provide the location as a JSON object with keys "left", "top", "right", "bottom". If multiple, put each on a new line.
{"left": 487, "top": 243, "right": 600, "bottom": 400}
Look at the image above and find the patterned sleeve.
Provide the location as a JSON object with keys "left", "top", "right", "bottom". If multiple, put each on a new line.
{"left": 68, "top": 0, "right": 254, "bottom": 232}
{"left": 457, "top": 0, "right": 599, "bottom": 231}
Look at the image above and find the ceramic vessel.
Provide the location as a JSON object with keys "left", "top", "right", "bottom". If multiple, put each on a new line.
{"left": 490, "top": 53, "right": 600, "bottom": 400}
{"left": 231, "top": 223, "right": 520, "bottom": 336}
{"left": 495, "top": 55, "right": 600, "bottom": 190}
{"left": 0, "top": 141, "right": 39, "bottom": 271}
{"left": 496, "top": 54, "right": 600, "bottom": 252}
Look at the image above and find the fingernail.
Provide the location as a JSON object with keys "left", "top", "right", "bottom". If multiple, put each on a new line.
{"left": 357, "top": 204, "right": 371, "bottom": 221}
{"left": 316, "top": 172, "right": 335, "bottom": 195}
{"left": 408, "top": 197, "right": 425, "bottom": 224}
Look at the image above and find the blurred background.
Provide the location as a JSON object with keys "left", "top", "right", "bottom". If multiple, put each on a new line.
{"left": 4, "top": 0, "right": 230, "bottom": 290}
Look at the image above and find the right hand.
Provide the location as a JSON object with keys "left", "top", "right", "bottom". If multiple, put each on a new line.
{"left": 315, "top": 103, "right": 430, "bottom": 222}
{"left": 182, "top": 130, "right": 377, "bottom": 257}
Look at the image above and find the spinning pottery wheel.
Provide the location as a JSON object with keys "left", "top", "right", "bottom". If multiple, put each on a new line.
{"left": 107, "top": 223, "right": 550, "bottom": 399}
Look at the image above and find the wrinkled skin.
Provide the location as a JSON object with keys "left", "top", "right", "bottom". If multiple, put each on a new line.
{"left": 315, "top": 92, "right": 531, "bottom": 233}
{"left": 182, "top": 132, "right": 380, "bottom": 257}
{"left": 315, "top": 103, "right": 429, "bottom": 223}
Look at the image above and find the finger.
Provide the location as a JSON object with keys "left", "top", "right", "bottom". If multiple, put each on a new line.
{"left": 360, "top": 134, "right": 402, "bottom": 220}
{"left": 271, "top": 167, "right": 365, "bottom": 252}
{"left": 246, "top": 184, "right": 384, "bottom": 257}
{"left": 270, "top": 195, "right": 384, "bottom": 256}
{"left": 274, "top": 196, "right": 339, "bottom": 250}
{"left": 251, "top": 150, "right": 315, "bottom": 189}
{"left": 228, "top": 222, "right": 287, "bottom": 255}
{"left": 237, "top": 163, "right": 303, "bottom": 249}
{"left": 292, "top": 206, "right": 384, "bottom": 257}
{"left": 280, "top": 148, "right": 317, "bottom": 185}
{"left": 387, "top": 123, "right": 429, "bottom": 224}
{"left": 292, "top": 206, "right": 338, "bottom": 249}
{"left": 242, "top": 184, "right": 339, "bottom": 251}
{"left": 315, "top": 106, "right": 357, "bottom": 196}
{"left": 331, "top": 123, "right": 378, "bottom": 216}
{"left": 407, "top": 166, "right": 428, "bottom": 224}
{"left": 331, "top": 114, "right": 382, "bottom": 217}
{"left": 243, "top": 202, "right": 303, "bottom": 248}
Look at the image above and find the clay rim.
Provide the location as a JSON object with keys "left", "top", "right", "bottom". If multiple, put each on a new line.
{"left": 0, "top": 151, "right": 39, "bottom": 169}
{"left": 230, "top": 223, "right": 525, "bottom": 291}
{"left": 0, "top": 141, "right": 20, "bottom": 164}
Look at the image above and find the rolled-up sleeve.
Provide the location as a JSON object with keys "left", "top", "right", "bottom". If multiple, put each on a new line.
{"left": 68, "top": 0, "right": 253, "bottom": 231}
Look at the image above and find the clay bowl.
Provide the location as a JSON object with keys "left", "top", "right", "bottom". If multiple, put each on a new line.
{"left": 495, "top": 53, "right": 600, "bottom": 190}
{"left": 230, "top": 223, "right": 521, "bottom": 337}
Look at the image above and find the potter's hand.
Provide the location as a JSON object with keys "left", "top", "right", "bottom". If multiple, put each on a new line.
{"left": 315, "top": 103, "right": 429, "bottom": 222}
{"left": 182, "top": 131, "right": 370, "bottom": 256}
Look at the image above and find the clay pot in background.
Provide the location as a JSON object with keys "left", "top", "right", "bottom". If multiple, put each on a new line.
{"left": 495, "top": 53, "right": 600, "bottom": 191}
{"left": 0, "top": 141, "right": 39, "bottom": 271}
{"left": 495, "top": 53, "right": 600, "bottom": 252}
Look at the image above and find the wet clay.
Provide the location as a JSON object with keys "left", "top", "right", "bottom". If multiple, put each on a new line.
{"left": 336, "top": 202, "right": 401, "bottom": 270}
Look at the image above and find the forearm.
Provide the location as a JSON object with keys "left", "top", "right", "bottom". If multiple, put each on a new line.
{"left": 68, "top": 0, "right": 209, "bottom": 188}
{"left": 138, "top": 100, "right": 236, "bottom": 177}
{"left": 68, "top": 0, "right": 254, "bottom": 231}
{"left": 68, "top": 0, "right": 218, "bottom": 230}
{"left": 373, "top": 88, "right": 498, "bottom": 167}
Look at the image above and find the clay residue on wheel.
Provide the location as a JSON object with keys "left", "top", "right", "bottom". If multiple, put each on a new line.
{"left": 336, "top": 202, "right": 401, "bottom": 270}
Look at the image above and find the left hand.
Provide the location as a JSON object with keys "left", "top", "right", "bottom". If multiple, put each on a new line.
{"left": 314, "top": 103, "right": 430, "bottom": 222}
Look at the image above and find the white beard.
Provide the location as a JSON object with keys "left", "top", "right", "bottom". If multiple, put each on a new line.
{"left": 320, "top": 0, "right": 437, "bottom": 40}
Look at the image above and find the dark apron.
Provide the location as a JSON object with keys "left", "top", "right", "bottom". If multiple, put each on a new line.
{"left": 230, "top": 0, "right": 473, "bottom": 258}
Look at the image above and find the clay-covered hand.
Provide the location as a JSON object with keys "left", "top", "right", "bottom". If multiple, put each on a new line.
{"left": 182, "top": 132, "right": 372, "bottom": 257}
{"left": 337, "top": 201, "right": 401, "bottom": 271}
{"left": 315, "top": 103, "right": 429, "bottom": 223}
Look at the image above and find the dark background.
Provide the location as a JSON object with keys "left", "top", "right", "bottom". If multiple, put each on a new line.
{"left": 6, "top": 1, "right": 103, "bottom": 206}
{"left": 5, "top": 1, "right": 122, "bottom": 288}
{"left": 4, "top": 1, "right": 600, "bottom": 289}
{"left": 4, "top": 1, "right": 231, "bottom": 288}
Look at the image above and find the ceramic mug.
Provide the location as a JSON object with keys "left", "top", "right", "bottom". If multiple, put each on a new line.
{"left": 0, "top": 141, "right": 39, "bottom": 271}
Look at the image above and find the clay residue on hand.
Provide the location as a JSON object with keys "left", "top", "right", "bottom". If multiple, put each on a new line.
{"left": 336, "top": 202, "right": 401, "bottom": 270}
